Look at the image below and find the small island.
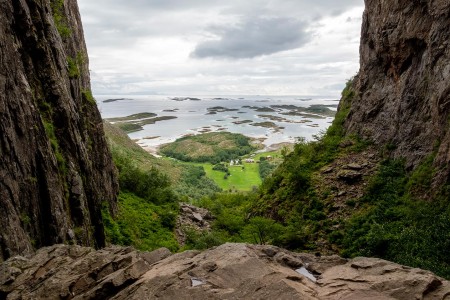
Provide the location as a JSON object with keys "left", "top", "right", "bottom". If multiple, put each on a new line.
{"left": 159, "top": 132, "right": 256, "bottom": 164}
{"left": 102, "top": 98, "right": 133, "bottom": 103}
{"left": 105, "top": 112, "right": 177, "bottom": 133}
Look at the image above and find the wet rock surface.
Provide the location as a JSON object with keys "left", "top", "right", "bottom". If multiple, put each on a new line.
{"left": 1, "top": 243, "right": 449, "bottom": 299}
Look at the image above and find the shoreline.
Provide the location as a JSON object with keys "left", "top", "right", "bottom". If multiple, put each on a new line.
{"left": 139, "top": 132, "right": 295, "bottom": 158}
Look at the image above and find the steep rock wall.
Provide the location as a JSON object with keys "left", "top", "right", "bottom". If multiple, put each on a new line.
{"left": 0, "top": 0, "right": 118, "bottom": 261}
{"left": 344, "top": 0, "right": 450, "bottom": 187}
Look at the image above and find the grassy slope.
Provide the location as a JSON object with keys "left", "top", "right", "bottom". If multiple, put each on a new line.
{"left": 104, "top": 121, "right": 183, "bottom": 182}
{"left": 104, "top": 121, "right": 221, "bottom": 199}
{"left": 102, "top": 122, "right": 221, "bottom": 252}
{"left": 102, "top": 122, "right": 180, "bottom": 251}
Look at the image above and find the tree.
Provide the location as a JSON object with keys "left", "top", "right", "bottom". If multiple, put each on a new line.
{"left": 242, "top": 217, "right": 283, "bottom": 245}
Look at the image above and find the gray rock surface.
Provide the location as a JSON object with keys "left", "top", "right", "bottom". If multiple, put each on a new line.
{"left": 0, "top": 0, "right": 118, "bottom": 261}
{"left": 344, "top": 0, "right": 450, "bottom": 189}
{"left": 1, "top": 244, "right": 449, "bottom": 299}
{"left": 176, "top": 203, "right": 214, "bottom": 245}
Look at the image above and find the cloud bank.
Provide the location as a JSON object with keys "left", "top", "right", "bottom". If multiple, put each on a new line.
{"left": 192, "top": 17, "right": 311, "bottom": 59}
{"left": 78, "top": 0, "right": 364, "bottom": 96}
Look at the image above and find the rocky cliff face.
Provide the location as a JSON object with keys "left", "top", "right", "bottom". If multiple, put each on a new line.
{"left": 344, "top": 0, "right": 450, "bottom": 187}
{"left": 0, "top": 0, "right": 118, "bottom": 262}
{"left": 2, "top": 243, "right": 450, "bottom": 299}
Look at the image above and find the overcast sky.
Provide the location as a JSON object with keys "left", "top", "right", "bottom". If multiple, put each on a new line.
{"left": 77, "top": 0, "right": 364, "bottom": 96}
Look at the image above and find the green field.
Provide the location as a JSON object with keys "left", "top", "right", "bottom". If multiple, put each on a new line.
{"left": 185, "top": 151, "right": 282, "bottom": 192}
{"left": 201, "top": 163, "right": 261, "bottom": 191}
{"left": 156, "top": 131, "right": 291, "bottom": 191}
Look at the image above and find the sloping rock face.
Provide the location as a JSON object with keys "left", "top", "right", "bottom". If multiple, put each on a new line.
{"left": 344, "top": 0, "right": 450, "bottom": 186}
{"left": 1, "top": 243, "right": 449, "bottom": 299}
{"left": 0, "top": 0, "right": 118, "bottom": 262}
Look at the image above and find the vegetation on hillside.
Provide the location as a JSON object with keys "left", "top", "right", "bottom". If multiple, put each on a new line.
{"left": 185, "top": 80, "right": 450, "bottom": 278}
{"left": 102, "top": 78, "right": 450, "bottom": 278}
{"left": 104, "top": 122, "right": 220, "bottom": 199}
{"left": 102, "top": 143, "right": 179, "bottom": 251}
{"left": 101, "top": 122, "right": 222, "bottom": 251}
{"left": 258, "top": 158, "right": 277, "bottom": 180}
{"left": 340, "top": 158, "right": 450, "bottom": 278}
{"left": 159, "top": 132, "right": 256, "bottom": 163}
{"left": 186, "top": 193, "right": 286, "bottom": 250}
{"left": 51, "top": 0, "right": 71, "bottom": 38}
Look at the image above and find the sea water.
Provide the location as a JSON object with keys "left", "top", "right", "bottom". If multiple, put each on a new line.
{"left": 96, "top": 95, "right": 339, "bottom": 152}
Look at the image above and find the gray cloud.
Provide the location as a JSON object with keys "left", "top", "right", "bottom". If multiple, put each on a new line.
{"left": 191, "top": 17, "right": 311, "bottom": 59}
{"left": 79, "top": 0, "right": 363, "bottom": 45}
{"left": 78, "top": 0, "right": 364, "bottom": 96}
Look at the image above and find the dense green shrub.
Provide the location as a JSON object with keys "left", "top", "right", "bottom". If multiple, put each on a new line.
{"left": 183, "top": 228, "right": 226, "bottom": 250}
{"left": 102, "top": 193, "right": 179, "bottom": 252}
{"left": 241, "top": 217, "right": 284, "bottom": 245}
{"left": 113, "top": 152, "right": 176, "bottom": 205}
{"left": 258, "top": 160, "right": 276, "bottom": 180}
{"left": 341, "top": 159, "right": 450, "bottom": 278}
{"left": 212, "top": 163, "right": 229, "bottom": 173}
{"left": 173, "top": 165, "right": 222, "bottom": 200}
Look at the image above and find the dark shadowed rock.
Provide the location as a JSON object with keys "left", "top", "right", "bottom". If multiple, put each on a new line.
{"left": 0, "top": 0, "right": 118, "bottom": 261}
{"left": 338, "top": 170, "right": 363, "bottom": 183}
{"left": 343, "top": 0, "right": 450, "bottom": 189}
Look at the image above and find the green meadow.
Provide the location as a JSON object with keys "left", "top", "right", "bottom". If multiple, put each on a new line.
{"left": 158, "top": 132, "right": 286, "bottom": 191}
{"left": 199, "top": 162, "right": 261, "bottom": 191}
{"left": 187, "top": 151, "right": 282, "bottom": 192}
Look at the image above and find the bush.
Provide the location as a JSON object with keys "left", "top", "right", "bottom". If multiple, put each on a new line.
{"left": 113, "top": 152, "right": 176, "bottom": 205}
{"left": 259, "top": 160, "right": 276, "bottom": 180}
{"left": 184, "top": 228, "right": 226, "bottom": 250}
{"left": 102, "top": 193, "right": 179, "bottom": 252}
{"left": 173, "top": 165, "right": 221, "bottom": 200}
{"left": 241, "top": 217, "right": 285, "bottom": 245}
{"left": 212, "top": 163, "right": 229, "bottom": 173}
{"left": 340, "top": 159, "right": 450, "bottom": 278}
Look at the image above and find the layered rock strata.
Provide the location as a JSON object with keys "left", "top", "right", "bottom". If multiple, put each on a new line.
{"left": 0, "top": 0, "right": 118, "bottom": 261}
{"left": 1, "top": 243, "right": 449, "bottom": 299}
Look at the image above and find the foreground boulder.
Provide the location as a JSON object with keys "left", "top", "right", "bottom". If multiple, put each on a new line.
{"left": 1, "top": 243, "right": 449, "bottom": 299}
